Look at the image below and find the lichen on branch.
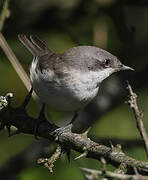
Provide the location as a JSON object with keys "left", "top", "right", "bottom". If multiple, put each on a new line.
{"left": 0, "top": 90, "right": 148, "bottom": 176}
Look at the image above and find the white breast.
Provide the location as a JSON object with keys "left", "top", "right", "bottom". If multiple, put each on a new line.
{"left": 30, "top": 59, "right": 99, "bottom": 112}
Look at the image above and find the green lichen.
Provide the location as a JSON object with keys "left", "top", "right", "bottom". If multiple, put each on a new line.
{"left": 0, "top": 93, "right": 13, "bottom": 110}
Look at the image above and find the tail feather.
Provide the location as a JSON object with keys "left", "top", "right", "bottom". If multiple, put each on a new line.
{"left": 30, "top": 35, "right": 49, "bottom": 51}
{"left": 18, "top": 34, "right": 53, "bottom": 56}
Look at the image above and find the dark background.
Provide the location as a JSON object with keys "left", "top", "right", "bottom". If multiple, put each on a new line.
{"left": 0, "top": 0, "right": 148, "bottom": 179}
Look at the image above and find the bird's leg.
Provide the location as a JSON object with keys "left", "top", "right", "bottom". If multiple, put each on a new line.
{"left": 34, "top": 104, "right": 46, "bottom": 139}
{"left": 53, "top": 112, "right": 79, "bottom": 140}
{"left": 51, "top": 112, "right": 79, "bottom": 162}
{"left": 69, "top": 112, "right": 79, "bottom": 124}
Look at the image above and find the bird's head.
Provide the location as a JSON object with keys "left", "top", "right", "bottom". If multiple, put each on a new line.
{"left": 62, "top": 46, "right": 134, "bottom": 85}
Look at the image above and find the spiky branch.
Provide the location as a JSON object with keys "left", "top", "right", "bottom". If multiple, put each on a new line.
{"left": 0, "top": 90, "right": 148, "bottom": 176}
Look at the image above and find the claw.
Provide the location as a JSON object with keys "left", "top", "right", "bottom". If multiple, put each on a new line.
{"left": 53, "top": 124, "right": 72, "bottom": 141}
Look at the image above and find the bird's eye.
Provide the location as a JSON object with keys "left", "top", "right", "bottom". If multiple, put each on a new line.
{"left": 104, "top": 59, "right": 111, "bottom": 67}
{"left": 88, "top": 66, "right": 91, "bottom": 70}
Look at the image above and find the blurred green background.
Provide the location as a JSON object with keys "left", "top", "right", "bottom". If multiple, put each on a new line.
{"left": 0, "top": 0, "right": 148, "bottom": 179}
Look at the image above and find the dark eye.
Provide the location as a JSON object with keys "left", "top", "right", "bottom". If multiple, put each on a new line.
{"left": 104, "top": 59, "right": 111, "bottom": 67}
{"left": 88, "top": 66, "right": 91, "bottom": 70}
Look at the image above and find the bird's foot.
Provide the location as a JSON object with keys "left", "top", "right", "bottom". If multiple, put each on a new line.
{"left": 51, "top": 125, "right": 72, "bottom": 162}
{"left": 52, "top": 112, "right": 79, "bottom": 140}
{"left": 53, "top": 123, "right": 72, "bottom": 141}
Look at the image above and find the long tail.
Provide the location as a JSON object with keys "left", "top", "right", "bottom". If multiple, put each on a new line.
{"left": 18, "top": 34, "right": 53, "bottom": 56}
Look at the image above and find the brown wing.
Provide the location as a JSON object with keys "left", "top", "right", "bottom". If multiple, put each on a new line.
{"left": 18, "top": 34, "right": 57, "bottom": 71}
{"left": 18, "top": 34, "right": 69, "bottom": 77}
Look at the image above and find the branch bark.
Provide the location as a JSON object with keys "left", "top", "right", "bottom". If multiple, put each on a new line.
{"left": 127, "top": 82, "right": 148, "bottom": 159}
{"left": 0, "top": 93, "right": 148, "bottom": 175}
{"left": 80, "top": 167, "right": 148, "bottom": 180}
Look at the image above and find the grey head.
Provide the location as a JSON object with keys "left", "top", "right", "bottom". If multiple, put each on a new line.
{"left": 61, "top": 46, "right": 134, "bottom": 83}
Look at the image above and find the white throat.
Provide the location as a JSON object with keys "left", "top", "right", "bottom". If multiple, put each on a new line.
{"left": 95, "top": 68, "right": 114, "bottom": 83}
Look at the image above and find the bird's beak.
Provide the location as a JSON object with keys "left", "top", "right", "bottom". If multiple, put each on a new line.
{"left": 119, "top": 64, "right": 134, "bottom": 71}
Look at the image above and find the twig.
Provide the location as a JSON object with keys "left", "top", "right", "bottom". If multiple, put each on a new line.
{"left": 0, "top": 0, "right": 10, "bottom": 31}
{"left": 91, "top": 136, "right": 144, "bottom": 149}
{"left": 0, "top": 93, "right": 148, "bottom": 175}
{"left": 127, "top": 82, "right": 148, "bottom": 158}
{"left": 0, "top": 32, "right": 37, "bottom": 100}
{"left": 0, "top": 0, "right": 37, "bottom": 100}
{"left": 80, "top": 167, "right": 99, "bottom": 180}
{"left": 37, "top": 145, "right": 62, "bottom": 173}
{"left": 80, "top": 167, "right": 148, "bottom": 180}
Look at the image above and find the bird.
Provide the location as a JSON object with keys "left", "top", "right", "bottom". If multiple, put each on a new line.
{"left": 18, "top": 34, "right": 134, "bottom": 124}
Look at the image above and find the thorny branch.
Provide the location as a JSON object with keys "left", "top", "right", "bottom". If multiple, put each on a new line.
{"left": 127, "top": 82, "right": 148, "bottom": 159}
{"left": 0, "top": 91, "right": 148, "bottom": 177}
{"left": 0, "top": 0, "right": 148, "bottom": 179}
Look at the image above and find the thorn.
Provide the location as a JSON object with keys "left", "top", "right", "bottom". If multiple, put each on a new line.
{"left": 100, "top": 157, "right": 106, "bottom": 174}
{"left": 100, "top": 157, "right": 106, "bottom": 165}
{"left": 69, "top": 112, "right": 79, "bottom": 124}
{"left": 6, "top": 124, "right": 11, "bottom": 136}
{"left": 66, "top": 150, "right": 71, "bottom": 163}
{"left": 59, "top": 145, "right": 71, "bottom": 163}
{"left": 116, "top": 144, "right": 122, "bottom": 150}
{"left": 55, "top": 136, "right": 59, "bottom": 142}
{"left": 82, "top": 127, "right": 91, "bottom": 138}
{"left": 74, "top": 151, "right": 87, "bottom": 160}
{"left": 22, "top": 87, "right": 33, "bottom": 109}
{"left": 109, "top": 140, "right": 114, "bottom": 149}
{"left": 111, "top": 144, "right": 123, "bottom": 155}
{"left": 133, "top": 167, "right": 139, "bottom": 175}
{"left": 126, "top": 80, "right": 130, "bottom": 88}
{"left": 79, "top": 167, "right": 99, "bottom": 179}
{"left": 0, "top": 121, "right": 5, "bottom": 130}
{"left": 34, "top": 104, "right": 46, "bottom": 140}
{"left": 6, "top": 124, "right": 20, "bottom": 137}
{"left": 38, "top": 104, "right": 46, "bottom": 119}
